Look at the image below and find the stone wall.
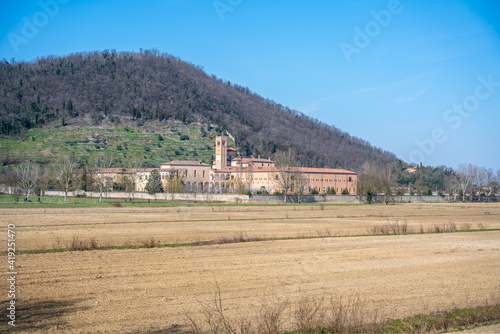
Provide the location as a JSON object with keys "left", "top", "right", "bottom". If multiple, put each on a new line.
{"left": 43, "top": 190, "right": 250, "bottom": 203}
{"left": 250, "top": 195, "right": 358, "bottom": 203}
{"left": 27, "top": 190, "right": 500, "bottom": 204}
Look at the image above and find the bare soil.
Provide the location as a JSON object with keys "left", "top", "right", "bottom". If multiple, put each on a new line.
{"left": 1, "top": 202, "right": 498, "bottom": 251}
{"left": 1, "top": 203, "right": 499, "bottom": 333}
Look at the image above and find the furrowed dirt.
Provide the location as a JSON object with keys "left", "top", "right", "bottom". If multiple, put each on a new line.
{"left": 0, "top": 203, "right": 499, "bottom": 333}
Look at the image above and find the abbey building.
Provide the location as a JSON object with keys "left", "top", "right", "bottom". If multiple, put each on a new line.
{"left": 99, "top": 136, "right": 357, "bottom": 195}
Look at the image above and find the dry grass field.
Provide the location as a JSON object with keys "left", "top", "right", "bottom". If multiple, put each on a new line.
{"left": 1, "top": 202, "right": 499, "bottom": 333}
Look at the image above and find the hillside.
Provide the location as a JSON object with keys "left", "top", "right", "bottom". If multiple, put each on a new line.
{"left": 0, "top": 50, "right": 398, "bottom": 170}
{"left": 0, "top": 121, "right": 229, "bottom": 167}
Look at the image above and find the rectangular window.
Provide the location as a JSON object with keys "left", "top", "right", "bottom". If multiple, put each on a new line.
{"left": 194, "top": 170, "right": 197, "bottom": 177}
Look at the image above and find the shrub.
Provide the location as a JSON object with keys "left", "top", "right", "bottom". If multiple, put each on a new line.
{"left": 74, "top": 189, "right": 86, "bottom": 197}
{"left": 257, "top": 187, "right": 268, "bottom": 195}
{"left": 366, "top": 190, "right": 374, "bottom": 204}
{"left": 91, "top": 113, "right": 104, "bottom": 124}
{"left": 142, "top": 237, "right": 157, "bottom": 248}
{"left": 68, "top": 237, "right": 99, "bottom": 251}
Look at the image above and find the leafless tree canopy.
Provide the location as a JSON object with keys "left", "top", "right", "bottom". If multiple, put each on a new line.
{"left": 126, "top": 158, "right": 142, "bottom": 202}
{"left": 357, "top": 162, "right": 394, "bottom": 195}
{"left": 17, "top": 163, "right": 40, "bottom": 201}
{"left": 274, "top": 148, "right": 304, "bottom": 202}
{"left": 456, "top": 163, "right": 476, "bottom": 201}
{"left": 89, "top": 153, "right": 114, "bottom": 203}
{"left": 53, "top": 155, "right": 79, "bottom": 202}
{"left": 0, "top": 50, "right": 397, "bottom": 171}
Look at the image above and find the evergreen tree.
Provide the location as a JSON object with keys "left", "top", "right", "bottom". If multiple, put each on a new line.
{"left": 81, "top": 168, "right": 88, "bottom": 190}
{"left": 145, "top": 170, "right": 163, "bottom": 194}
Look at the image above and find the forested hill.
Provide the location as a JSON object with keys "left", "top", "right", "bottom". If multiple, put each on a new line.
{"left": 0, "top": 49, "right": 398, "bottom": 171}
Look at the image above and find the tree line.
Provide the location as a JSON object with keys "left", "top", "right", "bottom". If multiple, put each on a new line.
{"left": 4, "top": 148, "right": 498, "bottom": 204}
{"left": 358, "top": 161, "right": 500, "bottom": 203}
{"left": 2, "top": 153, "right": 115, "bottom": 203}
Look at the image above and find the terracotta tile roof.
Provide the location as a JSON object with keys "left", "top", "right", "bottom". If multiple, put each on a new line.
{"left": 298, "top": 167, "right": 357, "bottom": 175}
{"left": 212, "top": 166, "right": 247, "bottom": 173}
{"left": 227, "top": 147, "right": 237, "bottom": 151}
{"left": 98, "top": 168, "right": 127, "bottom": 173}
{"left": 160, "top": 160, "right": 211, "bottom": 167}
{"left": 248, "top": 158, "right": 274, "bottom": 163}
{"left": 213, "top": 166, "right": 356, "bottom": 175}
{"left": 231, "top": 158, "right": 274, "bottom": 163}
{"left": 136, "top": 168, "right": 157, "bottom": 172}
{"left": 98, "top": 168, "right": 156, "bottom": 173}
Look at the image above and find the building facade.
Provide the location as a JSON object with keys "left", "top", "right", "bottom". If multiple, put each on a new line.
{"left": 98, "top": 136, "right": 357, "bottom": 195}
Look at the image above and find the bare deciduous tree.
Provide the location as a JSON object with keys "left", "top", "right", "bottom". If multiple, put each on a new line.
{"left": 126, "top": 158, "right": 141, "bottom": 203}
{"left": 292, "top": 168, "right": 307, "bottom": 203}
{"left": 456, "top": 163, "right": 476, "bottom": 202}
{"left": 245, "top": 163, "right": 253, "bottom": 194}
{"left": 17, "top": 163, "right": 40, "bottom": 202}
{"left": 482, "top": 168, "right": 494, "bottom": 196}
{"left": 1, "top": 170, "right": 21, "bottom": 202}
{"left": 357, "top": 161, "right": 394, "bottom": 204}
{"left": 274, "top": 148, "right": 298, "bottom": 203}
{"left": 54, "top": 155, "right": 79, "bottom": 202}
{"left": 89, "top": 154, "right": 114, "bottom": 203}
{"left": 231, "top": 164, "right": 245, "bottom": 194}
{"left": 165, "top": 168, "right": 183, "bottom": 201}
{"left": 494, "top": 168, "right": 500, "bottom": 196}
{"left": 445, "top": 174, "right": 460, "bottom": 202}
{"left": 474, "top": 167, "right": 488, "bottom": 201}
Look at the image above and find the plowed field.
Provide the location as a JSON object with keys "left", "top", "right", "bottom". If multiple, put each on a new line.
{"left": 1, "top": 203, "right": 499, "bottom": 333}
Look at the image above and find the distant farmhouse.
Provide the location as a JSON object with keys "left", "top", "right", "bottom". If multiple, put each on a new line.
{"left": 99, "top": 136, "right": 357, "bottom": 195}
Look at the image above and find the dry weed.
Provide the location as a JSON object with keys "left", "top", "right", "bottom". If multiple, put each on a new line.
{"left": 142, "top": 237, "right": 158, "bottom": 248}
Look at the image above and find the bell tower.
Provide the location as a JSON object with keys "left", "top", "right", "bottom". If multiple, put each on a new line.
{"left": 215, "top": 136, "right": 227, "bottom": 169}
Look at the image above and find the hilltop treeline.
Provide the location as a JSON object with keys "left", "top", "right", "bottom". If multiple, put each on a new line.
{"left": 0, "top": 49, "right": 398, "bottom": 171}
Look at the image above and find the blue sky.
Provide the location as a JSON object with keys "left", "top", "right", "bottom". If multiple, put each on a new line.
{"left": 1, "top": 0, "right": 499, "bottom": 169}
